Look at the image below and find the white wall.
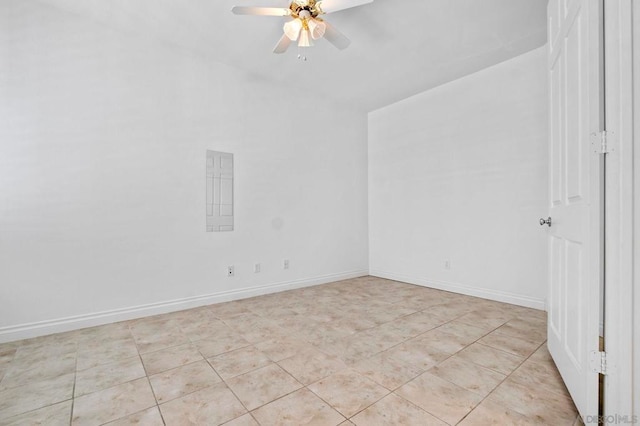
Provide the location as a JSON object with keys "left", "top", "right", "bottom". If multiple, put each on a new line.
{"left": 368, "top": 47, "right": 548, "bottom": 309}
{"left": 0, "top": 1, "right": 368, "bottom": 342}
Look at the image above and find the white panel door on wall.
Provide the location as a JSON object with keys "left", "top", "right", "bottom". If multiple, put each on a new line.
{"left": 547, "top": 0, "right": 602, "bottom": 419}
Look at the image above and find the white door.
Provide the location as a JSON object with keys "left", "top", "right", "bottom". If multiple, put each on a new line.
{"left": 547, "top": 0, "right": 602, "bottom": 419}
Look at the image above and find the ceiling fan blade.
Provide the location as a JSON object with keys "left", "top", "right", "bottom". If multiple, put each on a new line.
{"left": 323, "top": 21, "right": 351, "bottom": 50}
{"left": 273, "top": 34, "right": 292, "bottom": 53}
{"left": 317, "top": 0, "right": 373, "bottom": 14}
{"left": 231, "top": 6, "right": 290, "bottom": 16}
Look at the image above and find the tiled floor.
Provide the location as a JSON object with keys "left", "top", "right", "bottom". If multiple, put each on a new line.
{"left": 0, "top": 276, "right": 580, "bottom": 425}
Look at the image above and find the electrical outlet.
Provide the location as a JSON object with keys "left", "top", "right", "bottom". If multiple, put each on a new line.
{"left": 254, "top": 263, "right": 261, "bottom": 273}
{"left": 444, "top": 260, "right": 451, "bottom": 270}
{"left": 227, "top": 265, "right": 234, "bottom": 277}
{"left": 283, "top": 259, "right": 290, "bottom": 270}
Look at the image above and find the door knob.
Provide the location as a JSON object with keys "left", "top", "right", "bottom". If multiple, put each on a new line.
{"left": 539, "top": 217, "right": 552, "bottom": 227}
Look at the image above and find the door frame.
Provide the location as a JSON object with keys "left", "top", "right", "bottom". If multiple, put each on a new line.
{"left": 602, "top": 0, "right": 636, "bottom": 419}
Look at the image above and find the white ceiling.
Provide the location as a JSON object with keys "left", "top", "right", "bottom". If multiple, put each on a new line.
{"left": 40, "top": 0, "right": 548, "bottom": 111}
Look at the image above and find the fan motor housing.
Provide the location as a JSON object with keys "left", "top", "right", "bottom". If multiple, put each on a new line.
{"left": 290, "top": 0, "right": 323, "bottom": 19}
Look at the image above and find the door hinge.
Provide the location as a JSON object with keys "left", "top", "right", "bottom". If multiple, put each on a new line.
{"left": 589, "top": 350, "right": 607, "bottom": 375}
{"left": 591, "top": 130, "right": 614, "bottom": 154}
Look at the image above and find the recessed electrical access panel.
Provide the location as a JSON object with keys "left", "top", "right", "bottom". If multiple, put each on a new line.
{"left": 206, "top": 150, "right": 234, "bottom": 232}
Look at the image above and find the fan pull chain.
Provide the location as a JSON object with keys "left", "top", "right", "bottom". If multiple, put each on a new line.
{"left": 297, "top": 46, "right": 308, "bottom": 62}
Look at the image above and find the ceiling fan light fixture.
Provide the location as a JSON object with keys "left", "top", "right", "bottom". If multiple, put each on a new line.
{"left": 283, "top": 18, "right": 303, "bottom": 40}
{"left": 298, "top": 29, "right": 313, "bottom": 47}
{"left": 232, "top": 0, "right": 373, "bottom": 55}
{"left": 308, "top": 18, "right": 326, "bottom": 39}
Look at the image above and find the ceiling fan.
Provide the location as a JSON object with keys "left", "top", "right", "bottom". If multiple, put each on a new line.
{"left": 232, "top": 0, "right": 373, "bottom": 55}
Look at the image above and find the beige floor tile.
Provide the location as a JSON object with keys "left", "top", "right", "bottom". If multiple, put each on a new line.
{"left": 516, "top": 308, "right": 547, "bottom": 323}
{"left": 458, "top": 399, "right": 531, "bottom": 425}
{"left": 208, "top": 346, "right": 272, "bottom": 379}
{"left": 223, "top": 312, "right": 267, "bottom": 330}
{"left": 528, "top": 343, "right": 555, "bottom": 365}
{"left": 356, "top": 328, "right": 407, "bottom": 353}
{"left": 159, "top": 383, "right": 246, "bottom": 426}
{"left": 77, "top": 334, "right": 132, "bottom": 351}
{"left": 330, "top": 315, "right": 376, "bottom": 337}
{"left": 339, "top": 421, "right": 355, "bottom": 426}
{"left": 509, "top": 360, "right": 571, "bottom": 398}
{"left": 425, "top": 302, "right": 474, "bottom": 321}
{"left": 486, "top": 376, "right": 578, "bottom": 424}
{"left": 0, "top": 347, "right": 17, "bottom": 368}
{"left": 351, "top": 393, "right": 447, "bottom": 426}
{"left": 193, "top": 333, "right": 250, "bottom": 358}
{"left": 252, "top": 306, "right": 302, "bottom": 320}
{"left": 227, "top": 321, "right": 287, "bottom": 344}
{"left": 104, "top": 406, "right": 164, "bottom": 425}
{"left": 295, "top": 324, "right": 353, "bottom": 347}
{"left": 129, "top": 315, "right": 179, "bottom": 332}
{"left": 222, "top": 413, "right": 259, "bottom": 426}
{"left": 493, "top": 318, "right": 547, "bottom": 343}
{"left": 363, "top": 305, "right": 418, "bottom": 325}
{"left": 130, "top": 320, "right": 190, "bottom": 354}
{"left": 75, "top": 356, "right": 146, "bottom": 397}
{"left": 72, "top": 377, "right": 156, "bottom": 425}
{"left": 478, "top": 331, "right": 541, "bottom": 357}
{"left": 134, "top": 331, "right": 190, "bottom": 355}
{"left": 428, "top": 356, "right": 506, "bottom": 396}
{"left": 254, "top": 336, "right": 310, "bottom": 362}
{"left": 180, "top": 319, "right": 231, "bottom": 342}
{"left": 383, "top": 339, "right": 447, "bottom": 372}
{"left": 435, "top": 320, "right": 490, "bottom": 343}
{"left": 377, "top": 312, "right": 446, "bottom": 339}
{"left": 76, "top": 339, "right": 139, "bottom": 371}
{"left": 141, "top": 343, "right": 203, "bottom": 375}
{"left": 74, "top": 323, "right": 132, "bottom": 344}
{"left": 0, "top": 400, "right": 71, "bottom": 426}
{"left": 320, "top": 335, "right": 382, "bottom": 365}
{"left": 208, "top": 301, "right": 252, "bottom": 320}
{"left": 149, "top": 360, "right": 221, "bottom": 403}
{"left": 172, "top": 306, "right": 220, "bottom": 323}
{"left": 252, "top": 388, "right": 345, "bottom": 426}
{"left": 0, "top": 373, "right": 74, "bottom": 420}
{"left": 0, "top": 352, "right": 76, "bottom": 391}
{"left": 278, "top": 349, "right": 348, "bottom": 385}
{"left": 225, "top": 314, "right": 287, "bottom": 343}
{"left": 394, "top": 296, "right": 444, "bottom": 311}
{"left": 0, "top": 341, "right": 20, "bottom": 350}
{"left": 0, "top": 278, "right": 577, "bottom": 426}
{"left": 456, "top": 310, "right": 512, "bottom": 330}
{"left": 456, "top": 342, "right": 525, "bottom": 375}
{"left": 396, "top": 372, "right": 483, "bottom": 425}
{"left": 279, "top": 315, "right": 329, "bottom": 336}
{"left": 308, "top": 369, "right": 389, "bottom": 418}
{"left": 226, "top": 364, "right": 302, "bottom": 411}
{"left": 10, "top": 340, "right": 77, "bottom": 367}
{"left": 413, "top": 329, "right": 469, "bottom": 355}
{"left": 352, "top": 351, "right": 423, "bottom": 390}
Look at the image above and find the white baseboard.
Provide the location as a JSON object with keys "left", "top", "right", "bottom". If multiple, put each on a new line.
{"left": 370, "top": 269, "right": 546, "bottom": 310}
{"left": 0, "top": 270, "right": 368, "bottom": 344}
